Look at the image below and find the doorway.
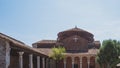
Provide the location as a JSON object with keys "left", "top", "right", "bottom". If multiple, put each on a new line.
{"left": 74, "top": 64, "right": 78, "bottom": 68}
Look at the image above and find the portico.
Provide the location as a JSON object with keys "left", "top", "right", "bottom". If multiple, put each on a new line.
{"left": 0, "top": 27, "right": 101, "bottom": 68}
{"left": 63, "top": 54, "right": 96, "bottom": 68}
{"left": 0, "top": 33, "right": 53, "bottom": 68}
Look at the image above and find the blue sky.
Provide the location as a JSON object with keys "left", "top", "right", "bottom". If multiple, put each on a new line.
{"left": 0, "top": 0, "right": 120, "bottom": 46}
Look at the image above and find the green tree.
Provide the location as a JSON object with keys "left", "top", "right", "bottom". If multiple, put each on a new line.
{"left": 49, "top": 46, "right": 66, "bottom": 68}
{"left": 96, "top": 39, "right": 120, "bottom": 68}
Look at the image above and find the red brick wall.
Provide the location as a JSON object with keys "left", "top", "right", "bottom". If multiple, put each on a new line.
{"left": 8, "top": 55, "right": 19, "bottom": 68}
{"left": 58, "top": 56, "right": 97, "bottom": 68}
{"left": 74, "top": 57, "right": 80, "bottom": 68}
{"left": 62, "top": 35, "right": 89, "bottom": 52}
{"left": 90, "top": 57, "right": 95, "bottom": 68}
{"left": 66, "top": 57, "right": 72, "bottom": 68}
{"left": 82, "top": 57, "right": 88, "bottom": 68}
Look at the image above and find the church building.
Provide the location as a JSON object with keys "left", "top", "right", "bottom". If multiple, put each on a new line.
{"left": 0, "top": 27, "right": 100, "bottom": 68}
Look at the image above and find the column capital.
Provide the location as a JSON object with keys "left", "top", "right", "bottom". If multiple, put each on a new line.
{"left": 72, "top": 57, "right": 74, "bottom": 62}
{"left": 72, "top": 57, "right": 74, "bottom": 59}
{"left": 46, "top": 58, "right": 49, "bottom": 61}
{"left": 18, "top": 52, "right": 24, "bottom": 56}
{"left": 42, "top": 57, "right": 45, "bottom": 60}
{"left": 64, "top": 58, "right": 66, "bottom": 68}
{"left": 87, "top": 56, "right": 90, "bottom": 68}
{"left": 88, "top": 61, "right": 90, "bottom": 64}
{"left": 18, "top": 52, "right": 24, "bottom": 68}
{"left": 29, "top": 54, "right": 33, "bottom": 56}
{"left": 87, "top": 56, "right": 90, "bottom": 62}
{"left": 87, "top": 56, "right": 90, "bottom": 58}
{"left": 79, "top": 56, "right": 82, "bottom": 68}
{"left": 79, "top": 57, "right": 82, "bottom": 64}
{"left": 37, "top": 56, "right": 40, "bottom": 68}
{"left": 42, "top": 57, "right": 45, "bottom": 68}
{"left": 79, "top": 56, "right": 82, "bottom": 58}
{"left": 72, "top": 57, "right": 74, "bottom": 68}
{"left": 29, "top": 54, "right": 33, "bottom": 68}
{"left": 37, "top": 56, "right": 40, "bottom": 59}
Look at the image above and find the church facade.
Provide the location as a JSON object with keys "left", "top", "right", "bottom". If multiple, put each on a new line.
{"left": 0, "top": 27, "right": 100, "bottom": 68}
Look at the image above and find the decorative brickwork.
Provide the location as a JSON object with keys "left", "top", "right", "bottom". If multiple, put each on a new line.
{"left": 33, "top": 27, "right": 101, "bottom": 68}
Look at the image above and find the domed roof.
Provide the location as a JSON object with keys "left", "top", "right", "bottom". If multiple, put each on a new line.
{"left": 58, "top": 27, "right": 93, "bottom": 37}
{"left": 64, "top": 27, "right": 84, "bottom": 32}
{"left": 57, "top": 27, "right": 94, "bottom": 42}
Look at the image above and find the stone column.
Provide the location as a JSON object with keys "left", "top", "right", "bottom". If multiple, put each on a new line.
{"left": 29, "top": 54, "right": 33, "bottom": 68}
{"left": 79, "top": 57, "right": 82, "bottom": 68}
{"left": 42, "top": 57, "right": 45, "bottom": 68}
{"left": 18, "top": 52, "right": 24, "bottom": 68}
{"left": 37, "top": 56, "right": 40, "bottom": 68}
{"left": 87, "top": 57, "right": 90, "bottom": 68}
{"left": 64, "top": 58, "right": 66, "bottom": 68}
{"left": 49, "top": 59, "right": 51, "bottom": 68}
{"left": 5, "top": 41, "right": 11, "bottom": 68}
{"left": 72, "top": 57, "right": 74, "bottom": 68}
{"left": 46, "top": 58, "right": 49, "bottom": 68}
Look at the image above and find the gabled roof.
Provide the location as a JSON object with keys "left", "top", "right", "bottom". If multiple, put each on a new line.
{"left": 0, "top": 33, "right": 48, "bottom": 57}
{"left": 0, "top": 33, "right": 25, "bottom": 44}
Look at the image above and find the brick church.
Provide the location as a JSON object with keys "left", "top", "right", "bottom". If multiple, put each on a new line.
{"left": 0, "top": 27, "right": 100, "bottom": 68}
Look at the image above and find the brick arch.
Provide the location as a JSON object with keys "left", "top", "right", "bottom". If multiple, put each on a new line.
{"left": 82, "top": 57, "right": 88, "bottom": 68}
{"left": 90, "top": 56, "right": 95, "bottom": 68}
{"left": 74, "top": 57, "right": 80, "bottom": 68}
{"left": 66, "top": 57, "right": 72, "bottom": 68}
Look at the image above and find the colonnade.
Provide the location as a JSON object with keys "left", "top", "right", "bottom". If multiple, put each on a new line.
{"left": 18, "top": 52, "right": 95, "bottom": 68}
{"left": 18, "top": 52, "right": 47, "bottom": 68}
{"left": 63, "top": 56, "right": 94, "bottom": 68}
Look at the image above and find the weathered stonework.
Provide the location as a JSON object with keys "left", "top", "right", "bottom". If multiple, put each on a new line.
{"left": 0, "top": 38, "right": 6, "bottom": 68}
{"left": 0, "top": 38, "right": 10, "bottom": 68}
{"left": 5, "top": 41, "right": 10, "bottom": 68}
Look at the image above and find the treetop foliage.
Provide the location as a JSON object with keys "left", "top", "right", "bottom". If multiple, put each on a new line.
{"left": 49, "top": 46, "right": 66, "bottom": 61}
{"left": 96, "top": 39, "right": 120, "bottom": 68}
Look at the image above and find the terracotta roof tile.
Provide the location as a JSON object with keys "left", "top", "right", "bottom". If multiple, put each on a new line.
{"left": 0, "top": 33, "right": 25, "bottom": 44}
{"left": 37, "top": 48, "right": 52, "bottom": 56}
{"left": 34, "top": 40, "right": 56, "bottom": 44}
{"left": 36, "top": 48, "right": 99, "bottom": 56}
{"left": 0, "top": 33, "right": 48, "bottom": 57}
{"left": 58, "top": 27, "right": 93, "bottom": 36}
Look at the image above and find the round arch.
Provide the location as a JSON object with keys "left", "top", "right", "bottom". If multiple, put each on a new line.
{"left": 82, "top": 57, "right": 88, "bottom": 68}
{"left": 90, "top": 56, "right": 95, "bottom": 68}
{"left": 74, "top": 57, "right": 80, "bottom": 68}
{"left": 66, "top": 57, "right": 72, "bottom": 68}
